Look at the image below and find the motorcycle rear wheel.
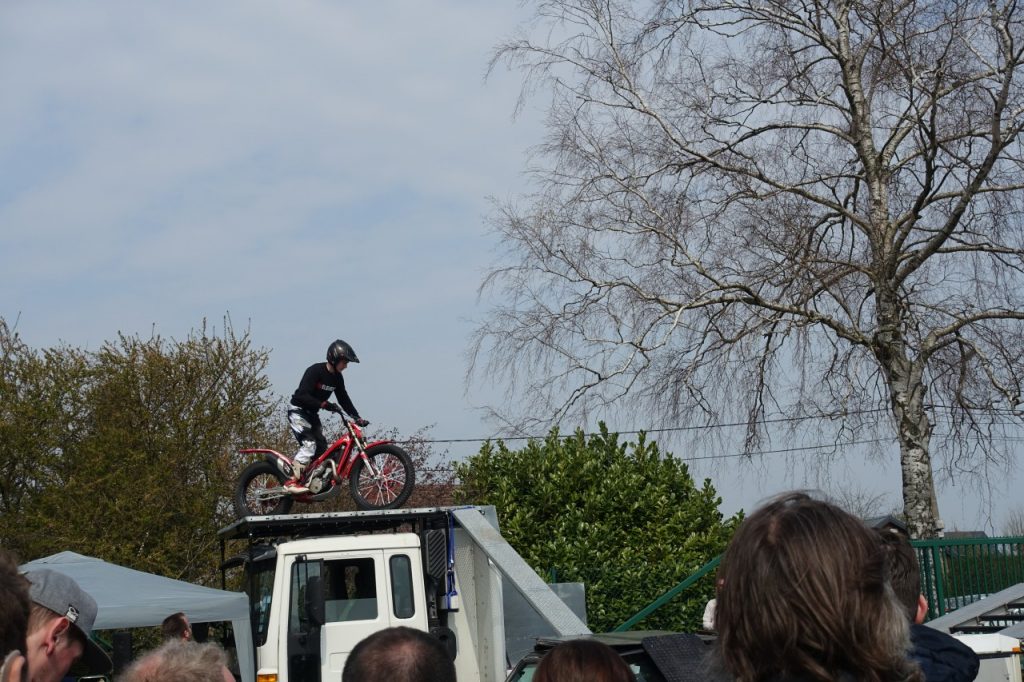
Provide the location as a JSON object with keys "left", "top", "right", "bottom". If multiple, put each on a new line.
{"left": 234, "top": 461, "right": 294, "bottom": 517}
{"left": 349, "top": 444, "right": 415, "bottom": 510}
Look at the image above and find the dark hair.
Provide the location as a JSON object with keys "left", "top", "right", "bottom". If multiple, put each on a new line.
{"left": 533, "top": 639, "right": 633, "bottom": 682}
{"left": 0, "top": 550, "right": 30, "bottom": 656}
{"left": 877, "top": 528, "right": 921, "bottom": 621}
{"left": 160, "top": 612, "right": 191, "bottom": 641}
{"left": 342, "top": 627, "right": 454, "bottom": 682}
{"left": 715, "top": 492, "right": 922, "bottom": 682}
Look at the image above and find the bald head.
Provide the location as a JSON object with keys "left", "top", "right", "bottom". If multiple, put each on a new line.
{"left": 343, "top": 627, "right": 455, "bottom": 682}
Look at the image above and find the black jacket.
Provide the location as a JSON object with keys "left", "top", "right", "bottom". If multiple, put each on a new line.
{"left": 910, "top": 624, "right": 980, "bottom": 682}
{"left": 289, "top": 362, "right": 360, "bottom": 417}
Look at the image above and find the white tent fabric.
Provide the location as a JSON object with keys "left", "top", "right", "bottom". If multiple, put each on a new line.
{"left": 22, "top": 551, "right": 254, "bottom": 682}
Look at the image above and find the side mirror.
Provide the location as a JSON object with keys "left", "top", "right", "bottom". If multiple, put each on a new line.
{"left": 305, "top": 575, "right": 326, "bottom": 628}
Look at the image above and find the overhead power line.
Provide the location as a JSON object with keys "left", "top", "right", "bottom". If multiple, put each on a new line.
{"left": 417, "top": 428, "right": 1024, "bottom": 472}
{"left": 397, "top": 403, "right": 1024, "bottom": 465}
{"left": 412, "top": 437, "right": 895, "bottom": 473}
{"left": 407, "top": 408, "right": 892, "bottom": 446}
{"left": 408, "top": 403, "right": 1024, "bottom": 447}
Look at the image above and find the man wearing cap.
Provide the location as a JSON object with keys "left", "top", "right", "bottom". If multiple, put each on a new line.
{"left": 24, "top": 569, "right": 111, "bottom": 682}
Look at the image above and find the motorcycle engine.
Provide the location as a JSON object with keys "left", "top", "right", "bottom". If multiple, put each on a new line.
{"left": 307, "top": 463, "right": 332, "bottom": 494}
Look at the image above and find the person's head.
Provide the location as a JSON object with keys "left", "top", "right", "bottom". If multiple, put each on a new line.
{"left": 342, "top": 627, "right": 454, "bottom": 682}
{"left": 533, "top": 639, "right": 633, "bottom": 682}
{"left": 24, "top": 569, "right": 111, "bottom": 682}
{"left": 0, "top": 551, "right": 30, "bottom": 659}
{"left": 878, "top": 528, "right": 929, "bottom": 624}
{"left": 0, "top": 550, "right": 30, "bottom": 682}
{"left": 118, "top": 640, "right": 233, "bottom": 682}
{"left": 326, "top": 339, "right": 359, "bottom": 373}
{"left": 715, "top": 492, "right": 921, "bottom": 682}
{"left": 160, "top": 612, "right": 192, "bottom": 642}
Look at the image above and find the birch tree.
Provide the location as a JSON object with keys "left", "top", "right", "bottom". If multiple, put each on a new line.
{"left": 474, "top": 0, "right": 1024, "bottom": 537}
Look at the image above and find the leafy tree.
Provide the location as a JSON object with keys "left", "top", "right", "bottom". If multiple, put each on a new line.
{"left": 454, "top": 425, "right": 737, "bottom": 631}
{"left": 0, "top": 318, "right": 278, "bottom": 586}
{"left": 0, "top": 320, "right": 89, "bottom": 524}
{"left": 475, "top": 0, "right": 1024, "bottom": 538}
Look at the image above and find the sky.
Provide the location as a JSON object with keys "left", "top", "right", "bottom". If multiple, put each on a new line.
{"left": 0, "top": 1, "right": 1018, "bottom": 533}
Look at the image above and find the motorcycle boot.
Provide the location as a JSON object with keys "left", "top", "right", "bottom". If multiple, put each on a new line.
{"left": 283, "top": 460, "right": 309, "bottom": 494}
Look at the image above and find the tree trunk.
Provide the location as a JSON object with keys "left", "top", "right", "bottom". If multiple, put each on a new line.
{"left": 896, "top": 406, "right": 941, "bottom": 539}
{"left": 876, "top": 327, "right": 941, "bottom": 538}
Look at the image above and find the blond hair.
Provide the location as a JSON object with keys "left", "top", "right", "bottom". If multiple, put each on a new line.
{"left": 118, "top": 640, "right": 228, "bottom": 682}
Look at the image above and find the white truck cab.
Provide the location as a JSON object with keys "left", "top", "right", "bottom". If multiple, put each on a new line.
{"left": 218, "top": 506, "right": 589, "bottom": 682}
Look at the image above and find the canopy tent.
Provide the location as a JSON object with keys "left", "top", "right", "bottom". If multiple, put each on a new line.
{"left": 22, "top": 551, "right": 254, "bottom": 682}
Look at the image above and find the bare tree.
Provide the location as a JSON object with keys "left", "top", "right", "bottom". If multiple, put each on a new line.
{"left": 826, "top": 485, "right": 897, "bottom": 521}
{"left": 472, "top": 0, "right": 1024, "bottom": 537}
{"left": 1004, "top": 506, "right": 1024, "bottom": 536}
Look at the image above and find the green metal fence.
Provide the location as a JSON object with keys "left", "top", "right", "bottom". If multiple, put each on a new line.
{"left": 914, "top": 536, "right": 1024, "bottom": 620}
{"left": 614, "top": 536, "right": 1024, "bottom": 630}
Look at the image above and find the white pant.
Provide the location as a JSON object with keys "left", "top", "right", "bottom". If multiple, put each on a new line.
{"left": 288, "top": 410, "right": 318, "bottom": 466}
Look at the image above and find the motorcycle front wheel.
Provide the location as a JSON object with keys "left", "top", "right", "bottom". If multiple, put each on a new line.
{"left": 234, "top": 461, "right": 294, "bottom": 517}
{"left": 349, "top": 444, "right": 415, "bottom": 510}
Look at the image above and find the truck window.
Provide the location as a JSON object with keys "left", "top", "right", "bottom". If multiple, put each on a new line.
{"left": 248, "top": 560, "right": 276, "bottom": 648}
{"left": 319, "top": 557, "right": 379, "bottom": 623}
{"left": 288, "top": 560, "right": 324, "bottom": 682}
{"left": 390, "top": 555, "right": 415, "bottom": 619}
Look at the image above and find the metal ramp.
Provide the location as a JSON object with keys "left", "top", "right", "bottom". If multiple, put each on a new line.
{"left": 451, "top": 507, "right": 591, "bottom": 638}
{"left": 926, "top": 586, "right": 1024, "bottom": 682}
{"left": 927, "top": 583, "right": 1024, "bottom": 636}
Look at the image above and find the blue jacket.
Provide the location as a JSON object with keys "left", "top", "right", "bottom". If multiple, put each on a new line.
{"left": 910, "top": 624, "right": 980, "bottom": 682}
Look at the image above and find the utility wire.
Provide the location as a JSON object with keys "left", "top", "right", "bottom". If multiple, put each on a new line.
{"left": 413, "top": 437, "right": 894, "bottom": 473}
{"left": 417, "top": 427, "right": 1024, "bottom": 473}
{"left": 406, "top": 409, "right": 891, "bottom": 445}
{"left": 406, "top": 403, "right": 1024, "bottom": 447}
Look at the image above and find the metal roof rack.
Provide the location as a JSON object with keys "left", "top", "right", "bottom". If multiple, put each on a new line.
{"left": 218, "top": 507, "right": 465, "bottom": 542}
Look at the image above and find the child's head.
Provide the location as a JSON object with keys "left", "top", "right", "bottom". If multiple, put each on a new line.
{"left": 326, "top": 339, "right": 359, "bottom": 371}
{"left": 533, "top": 639, "right": 632, "bottom": 682}
{"left": 877, "top": 527, "right": 926, "bottom": 622}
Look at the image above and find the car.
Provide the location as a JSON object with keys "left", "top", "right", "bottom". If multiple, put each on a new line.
{"left": 503, "top": 631, "right": 716, "bottom": 682}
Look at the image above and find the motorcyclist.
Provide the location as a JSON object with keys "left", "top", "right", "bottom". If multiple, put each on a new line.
{"left": 284, "top": 339, "right": 369, "bottom": 493}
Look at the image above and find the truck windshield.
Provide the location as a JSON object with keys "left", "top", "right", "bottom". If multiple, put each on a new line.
{"left": 248, "top": 559, "right": 276, "bottom": 647}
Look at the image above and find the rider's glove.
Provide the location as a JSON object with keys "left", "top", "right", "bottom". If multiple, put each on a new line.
{"left": 354, "top": 417, "right": 370, "bottom": 427}
{"left": 322, "top": 401, "right": 343, "bottom": 413}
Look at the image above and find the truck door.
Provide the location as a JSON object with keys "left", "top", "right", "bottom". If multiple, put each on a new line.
{"left": 284, "top": 549, "right": 430, "bottom": 680}
{"left": 285, "top": 558, "right": 325, "bottom": 682}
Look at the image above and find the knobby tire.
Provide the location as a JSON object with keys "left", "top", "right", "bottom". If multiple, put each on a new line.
{"left": 349, "top": 444, "right": 415, "bottom": 510}
{"left": 234, "top": 460, "right": 294, "bottom": 517}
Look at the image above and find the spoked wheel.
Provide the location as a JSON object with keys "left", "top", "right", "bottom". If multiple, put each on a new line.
{"left": 349, "top": 444, "right": 415, "bottom": 510}
{"left": 234, "top": 461, "right": 294, "bottom": 517}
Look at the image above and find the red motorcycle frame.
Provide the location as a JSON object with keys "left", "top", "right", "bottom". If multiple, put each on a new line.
{"left": 233, "top": 416, "right": 415, "bottom": 516}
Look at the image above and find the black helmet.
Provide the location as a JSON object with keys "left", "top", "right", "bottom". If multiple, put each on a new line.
{"left": 327, "top": 339, "right": 359, "bottom": 364}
